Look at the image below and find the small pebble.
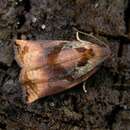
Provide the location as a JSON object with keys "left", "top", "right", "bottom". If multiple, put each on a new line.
{"left": 17, "top": 21, "right": 20, "bottom": 25}
{"left": 73, "top": 126, "right": 79, "bottom": 130}
{"left": 49, "top": 102, "right": 55, "bottom": 107}
{"left": 15, "top": 2, "right": 18, "bottom": 5}
{"left": 95, "top": 3, "right": 99, "bottom": 8}
{"left": 123, "top": 105, "right": 128, "bottom": 110}
{"left": 41, "top": 24, "right": 46, "bottom": 30}
{"left": 32, "top": 17, "right": 37, "bottom": 23}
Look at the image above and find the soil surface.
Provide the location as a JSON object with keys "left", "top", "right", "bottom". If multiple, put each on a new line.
{"left": 0, "top": 0, "right": 130, "bottom": 130}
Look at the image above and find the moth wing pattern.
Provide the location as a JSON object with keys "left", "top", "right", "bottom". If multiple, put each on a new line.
{"left": 15, "top": 39, "right": 110, "bottom": 103}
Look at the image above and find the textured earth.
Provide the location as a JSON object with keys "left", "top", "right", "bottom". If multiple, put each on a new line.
{"left": 0, "top": 0, "right": 130, "bottom": 130}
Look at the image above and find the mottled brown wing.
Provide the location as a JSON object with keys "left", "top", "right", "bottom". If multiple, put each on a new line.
{"left": 14, "top": 40, "right": 110, "bottom": 103}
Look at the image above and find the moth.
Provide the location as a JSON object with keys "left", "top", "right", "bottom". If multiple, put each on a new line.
{"left": 14, "top": 32, "right": 111, "bottom": 103}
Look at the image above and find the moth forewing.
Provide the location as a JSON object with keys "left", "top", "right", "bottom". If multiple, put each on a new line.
{"left": 15, "top": 38, "right": 110, "bottom": 103}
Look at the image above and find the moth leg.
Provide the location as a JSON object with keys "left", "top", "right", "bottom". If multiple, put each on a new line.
{"left": 82, "top": 82, "right": 87, "bottom": 93}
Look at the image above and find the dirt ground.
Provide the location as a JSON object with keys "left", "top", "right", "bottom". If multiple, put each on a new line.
{"left": 0, "top": 0, "right": 130, "bottom": 130}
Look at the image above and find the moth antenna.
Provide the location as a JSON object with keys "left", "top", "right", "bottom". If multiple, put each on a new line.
{"left": 74, "top": 28, "right": 109, "bottom": 48}
{"left": 76, "top": 32, "right": 87, "bottom": 43}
